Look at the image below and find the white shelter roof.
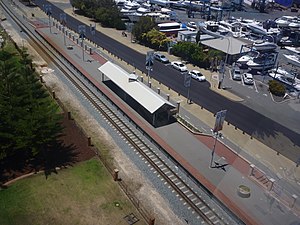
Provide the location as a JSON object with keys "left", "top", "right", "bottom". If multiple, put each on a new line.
{"left": 201, "top": 37, "right": 249, "bottom": 55}
{"left": 98, "top": 61, "right": 175, "bottom": 114}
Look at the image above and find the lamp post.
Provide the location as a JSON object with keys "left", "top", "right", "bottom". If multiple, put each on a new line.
{"left": 60, "top": 13, "right": 67, "bottom": 46}
{"left": 44, "top": 5, "right": 52, "bottom": 33}
{"left": 219, "top": 37, "right": 230, "bottom": 89}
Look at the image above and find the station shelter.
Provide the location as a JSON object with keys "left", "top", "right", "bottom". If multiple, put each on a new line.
{"left": 98, "top": 62, "right": 177, "bottom": 127}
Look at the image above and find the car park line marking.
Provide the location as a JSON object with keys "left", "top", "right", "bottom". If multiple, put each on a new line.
{"left": 253, "top": 80, "right": 259, "bottom": 93}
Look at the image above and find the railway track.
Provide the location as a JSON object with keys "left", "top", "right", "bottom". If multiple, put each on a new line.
{"left": 1, "top": 2, "right": 239, "bottom": 224}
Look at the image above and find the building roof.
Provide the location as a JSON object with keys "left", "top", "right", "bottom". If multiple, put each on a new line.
{"left": 98, "top": 61, "right": 175, "bottom": 114}
{"left": 201, "top": 36, "right": 249, "bottom": 55}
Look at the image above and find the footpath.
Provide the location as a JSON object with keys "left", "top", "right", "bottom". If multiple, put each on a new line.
{"left": 7, "top": 1, "right": 300, "bottom": 224}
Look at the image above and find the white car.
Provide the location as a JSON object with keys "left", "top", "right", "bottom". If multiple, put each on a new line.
{"left": 242, "top": 73, "right": 254, "bottom": 85}
{"left": 189, "top": 70, "right": 206, "bottom": 82}
{"left": 171, "top": 61, "right": 187, "bottom": 72}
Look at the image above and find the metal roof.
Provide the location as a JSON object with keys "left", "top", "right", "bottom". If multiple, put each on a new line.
{"left": 201, "top": 37, "right": 249, "bottom": 55}
{"left": 98, "top": 61, "right": 175, "bottom": 114}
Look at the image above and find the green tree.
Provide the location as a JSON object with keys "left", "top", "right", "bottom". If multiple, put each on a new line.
{"left": 70, "top": 0, "right": 124, "bottom": 29}
{"left": 142, "top": 29, "right": 170, "bottom": 50}
{"left": 132, "top": 17, "right": 157, "bottom": 43}
{"left": 0, "top": 48, "right": 63, "bottom": 160}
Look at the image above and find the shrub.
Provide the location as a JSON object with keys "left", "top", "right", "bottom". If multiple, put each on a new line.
{"left": 268, "top": 80, "right": 286, "bottom": 96}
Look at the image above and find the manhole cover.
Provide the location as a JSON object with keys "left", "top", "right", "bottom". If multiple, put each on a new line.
{"left": 124, "top": 213, "right": 139, "bottom": 225}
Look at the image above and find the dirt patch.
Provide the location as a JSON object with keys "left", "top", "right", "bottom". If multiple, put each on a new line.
{"left": 0, "top": 113, "right": 96, "bottom": 184}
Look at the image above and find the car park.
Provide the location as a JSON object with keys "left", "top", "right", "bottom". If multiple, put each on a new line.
{"left": 189, "top": 70, "right": 206, "bottom": 81}
{"left": 242, "top": 73, "right": 254, "bottom": 85}
{"left": 171, "top": 61, "right": 187, "bottom": 72}
{"left": 232, "top": 66, "right": 242, "bottom": 81}
{"left": 154, "top": 52, "right": 169, "bottom": 63}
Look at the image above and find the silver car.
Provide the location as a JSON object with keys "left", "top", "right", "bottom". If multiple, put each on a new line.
{"left": 154, "top": 52, "right": 169, "bottom": 64}
{"left": 232, "top": 67, "right": 242, "bottom": 81}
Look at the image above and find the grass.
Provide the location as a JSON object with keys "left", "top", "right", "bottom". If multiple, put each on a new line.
{"left": 0, "top": 158, "right": 145, "bottom": 225}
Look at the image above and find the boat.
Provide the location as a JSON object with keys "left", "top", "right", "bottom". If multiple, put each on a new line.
{"left": 252, "top": 40, "right": 277, "bottom": 51}
{"left": 218, "top": 19, "right": 245, "bottom": 38}
{"left": 269, "top": 67, "right": 300, "bottom": 91}
{"left": 247, "top": 22, "right": 280, "bottom": 36}
{"left": 285, "top": 46, "right": 300, "bottom": 54}
{"left": 283, "top": 54, "right": 300, "bottom": 67}
{"left": 275, "top": 16, "right": 296, "bottom": 28}
{"left": 236, "top": 51, "right": 260, "bottom": 64}
{"left": 246, "top": 53, "right": 277, "bottom": 70}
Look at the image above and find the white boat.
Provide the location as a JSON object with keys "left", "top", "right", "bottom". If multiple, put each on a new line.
{"left": 252, "top": 40, "right": 277, "bottom": 51}
{"left": 288, "top": 22, "right": 300, "bottom": 30}
{"left": 285, "top": 46, "right": 300, "bottom": 54}
{"left": 246, "top": 53, "right": 277, "bottom": 70}
{"left": 269, "top": 68, "right": 300, "bottom": 91}
{"left": 275, "top": 16, "right": 298, "bottom": 28}
{"left": 237, "top": 51, "right": 260, "bottom": 64}
{"left": 247, "top": 22, "right": 280, "bottom": 36}
{"left": 283, "top": 54, "right": 300, "bottom": 67}
{"left": 218, "top": 19, "right": 245, "bottom": 38}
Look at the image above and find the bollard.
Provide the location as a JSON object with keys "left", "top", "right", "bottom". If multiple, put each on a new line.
{"left": 249, "top": 164, "right": 255, "bottom": 176}
{"left": 67, "top": 111, "right": 72, "bottom": 120}
{"left": 176, "top": 101, "right": 180, "bottom": 113}
{"left": 166, "top": 94, "right": 170, "bottom": 101}
{"left": 40, "top": 75, "right": 44, "bottom": 83}
{"left": 291, "top": 194, "right": 298, "bottom": 208}
{"left": 88, "top": 137, "right": 92, "bottom": 146}
{"left": 157, "top": 87, "right": 160, "bottom": 95}
{"left": 113, "top": 169, "right": 119, "bottom": 181}
{"left": 89, "top": 47, "right": 92, "bottom": 55}
{"left": 149, "top": 81, "right": 151, "bottom": 88}
{"left": 52, "top": 91, "right": 56, "bottom": 99}
{"left": 268, "top": 178, "right": 275, "bottom": 191}
{"left": 140, "top": 76, "right": 143, "bottom": 83}
{"left": 149, "top": 218, "right": 155, "bottom": 225}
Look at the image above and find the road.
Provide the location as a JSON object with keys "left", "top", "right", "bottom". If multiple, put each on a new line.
{"left": 31, "top": 0, "right": 300, "bottom": 163}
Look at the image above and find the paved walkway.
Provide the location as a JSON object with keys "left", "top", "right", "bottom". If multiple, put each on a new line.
{"left": 10, "top": 2, "right": 300, "bottom": 224}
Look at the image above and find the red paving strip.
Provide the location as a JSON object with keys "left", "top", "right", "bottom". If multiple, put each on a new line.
{"left": 195, "top": 134, "right": 252, "bottom": 176}
{"left": 36, "top": 28, "right": 260, "bottom": 225}
{"left": 90, "top": 51, "right": 107, "bottom": 65}
{"left": 29, "top": 20, "right": 48, "bottom": 29}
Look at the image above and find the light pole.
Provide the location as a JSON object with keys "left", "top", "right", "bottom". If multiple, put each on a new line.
{"left": 78, "top": 25, "right": 86, "bottom": 61}
{"left": 60, "top": 13, "right": 67, "bottom": 46}
{"left": 219, "top": 37, "right": 230, "bottom": 89}
{"left": 44, "top": 5, "right": 52, "bottom": 33}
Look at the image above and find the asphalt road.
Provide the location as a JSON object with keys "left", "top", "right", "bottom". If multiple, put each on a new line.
{"left": 32, "top": 0, "right": 300, "bottom": 163}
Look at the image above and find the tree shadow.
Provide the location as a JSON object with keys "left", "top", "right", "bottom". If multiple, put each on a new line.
{"left": 33, "top": 140, "right": 80, "bottom": 179}
{"left": 0, "top": 139, "right": 79, "bottom": 184}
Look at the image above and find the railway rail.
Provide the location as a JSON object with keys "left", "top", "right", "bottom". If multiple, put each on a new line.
{"left": 1, "top": 2, "right": 240, "bottom": 224}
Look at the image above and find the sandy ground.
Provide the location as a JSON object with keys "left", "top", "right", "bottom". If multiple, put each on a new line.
{"left": 0, "top": 1, "right": 186, "bottom": 224}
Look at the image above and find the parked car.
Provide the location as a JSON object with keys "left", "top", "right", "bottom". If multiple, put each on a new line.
{"left": 189, "top": 70, "right": 206, "bottom": 81}
{"left": 232, "top": 66, "right": 242, "bottom": 81}
{"left": 154, "top": 52, "right": 169, "bottom": 63}
{"left": 242, "top": 73, "right": 254, "bottom": 85}
{"left": 171, "top": 61, "right": 187, "bottom": 72}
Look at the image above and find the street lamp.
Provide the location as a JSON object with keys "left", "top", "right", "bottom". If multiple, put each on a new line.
{"left": 219, "top": 37, "right": 230, "bottom": 89}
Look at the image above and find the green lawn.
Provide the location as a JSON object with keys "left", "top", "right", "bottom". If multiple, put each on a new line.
{"left": 0, "top": 158, "right": 145, "bottom": 225}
